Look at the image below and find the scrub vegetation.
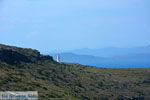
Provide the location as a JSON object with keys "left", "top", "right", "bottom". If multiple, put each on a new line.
{"left": 0, "top": 44, "right": 150, "bottom": 100}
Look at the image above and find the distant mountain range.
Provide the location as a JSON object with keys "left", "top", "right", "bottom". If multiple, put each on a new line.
{"left": 69, "top": 45, "right": 150, "bottom": 57}
{"left": 50, "top": 46, "right": 150, "bottom": 68}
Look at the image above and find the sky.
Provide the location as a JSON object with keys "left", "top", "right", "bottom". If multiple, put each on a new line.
{"left": 0, "top": 0, "right": 150, "bottom": 52}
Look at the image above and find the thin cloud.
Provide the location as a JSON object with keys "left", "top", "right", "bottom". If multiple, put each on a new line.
{"left": 0, "top": 0, "right": 4, "bottom": 11}
{"left": 26, "top": 32, "right": 39, "bottom": 39}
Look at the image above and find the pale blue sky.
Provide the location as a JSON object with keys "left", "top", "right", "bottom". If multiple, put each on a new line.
{"left": 0, "top": 0, "right": 149, "bottom": 52}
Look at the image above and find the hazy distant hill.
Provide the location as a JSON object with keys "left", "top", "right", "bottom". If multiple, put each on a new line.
{"left": 70, "top": 46, "right": 150, "bottom": 57}
{"left": 51, "top": 46, "right": 150, "bottom": 68}
{"left": 0, "top": 44, "right": 150, "bottom": 100}
{"left": 51, "top": 53, "right": 107, "bottom": 67}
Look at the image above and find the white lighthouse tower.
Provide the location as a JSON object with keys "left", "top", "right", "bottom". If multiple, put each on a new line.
{"left": 56, "top": 55, "right": 60, "bottom": 63}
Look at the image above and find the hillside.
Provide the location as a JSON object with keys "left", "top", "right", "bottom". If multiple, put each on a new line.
{"left": 0, "top": 44, "right": 150, "bottom": 100}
